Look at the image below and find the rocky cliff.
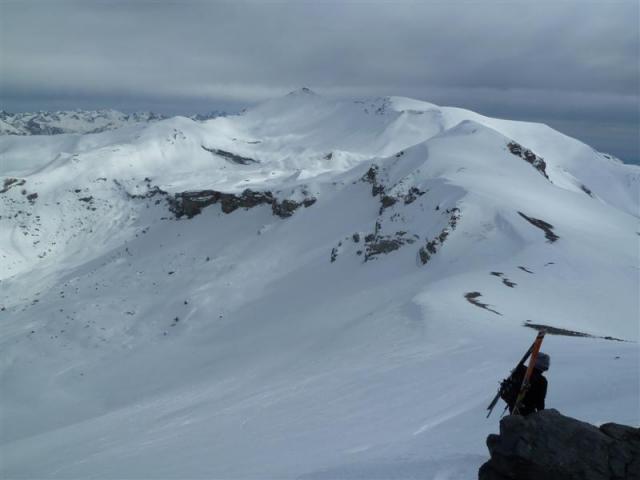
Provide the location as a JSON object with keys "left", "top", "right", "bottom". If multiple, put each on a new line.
{"left": 479, "top": 409, "right": 639, "bottom": 480}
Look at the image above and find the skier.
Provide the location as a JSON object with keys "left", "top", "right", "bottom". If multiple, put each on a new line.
{"left": 507, "top": 352, "right": 550, "bottom": 415}
{"left": 486, "top": 332, "right": 550, "bottom": 418}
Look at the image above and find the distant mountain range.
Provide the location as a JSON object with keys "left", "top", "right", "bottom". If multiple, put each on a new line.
{"left": 0, "top": 109, "right": 228, "bottom": 136}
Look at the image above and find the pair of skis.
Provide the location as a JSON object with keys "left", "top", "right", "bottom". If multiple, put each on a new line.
{"left": 486, "top": 330, "right": 546, "bottom": 418}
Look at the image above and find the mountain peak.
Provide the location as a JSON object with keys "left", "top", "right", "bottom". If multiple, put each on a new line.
{"left": 287, "top": 86, "right": 316, "bottom": 96}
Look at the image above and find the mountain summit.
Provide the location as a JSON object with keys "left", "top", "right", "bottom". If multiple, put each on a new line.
{"left": 1, "top": 92, "right": 638, "bottom": 479}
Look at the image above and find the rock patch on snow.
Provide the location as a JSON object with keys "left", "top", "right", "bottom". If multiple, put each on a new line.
{"left": 201, "top": 146, "right": 259, "bottom": 165}
{"left": 581, "top": 184, "right": 594, "bottom": 197}
{"left": 507, "top": 141, "right": 549, "bottom": 180}
{"left": 490, "top": 272, "right": 517, "bottom": 288}
{"left": 517, "top": 212, "right": 559, "bottom": 243}
{"left": 169, "top": 188, "right": 316, "bottom": 219}
{"left": 364, "top": 231, "right": 417, "bottom": 261}
{"left": 418, "top": 208, "right": 461, "bottom": 265}
{"left": 361, "top": 165, "right": 386, "bottom": 197}
{"left": 523, "top": 322, "right": 626, "bottom": 342}
{"left": 464, "top": 292, "right": 502, "bottom": 316}
{"left": 0, "top": 177, "right": 26, "bottom": 194}
{"left": 464, "top": 292, "right": 502, "bottom": 315}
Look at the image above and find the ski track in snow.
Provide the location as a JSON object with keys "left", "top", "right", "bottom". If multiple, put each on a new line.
{"left": 0, "top": 90, "right": 638, "bottom": 479}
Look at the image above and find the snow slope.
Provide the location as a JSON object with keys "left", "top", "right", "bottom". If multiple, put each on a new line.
{"left": 1, "top": 89, "right": 638, "bottom": 479}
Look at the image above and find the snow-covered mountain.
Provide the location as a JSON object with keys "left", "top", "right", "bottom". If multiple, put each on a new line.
{"left": 0, "top": 109, "right": 228, "bottom": 136}
{"left": 1, "top": 89, "right": 638, "bottom": 479}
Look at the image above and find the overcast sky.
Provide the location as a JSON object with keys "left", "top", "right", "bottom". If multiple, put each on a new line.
{"left": 1, "top": 0, "right": 638, "bottom": 162}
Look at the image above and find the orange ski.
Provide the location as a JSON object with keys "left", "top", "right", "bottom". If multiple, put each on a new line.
{"left": 512, "top": 330, "right": 546, "bottom": 415}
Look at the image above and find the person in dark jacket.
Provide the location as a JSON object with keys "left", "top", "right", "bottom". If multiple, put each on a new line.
{"left": 508, "top": 352, "right": 549, "bottom": 415}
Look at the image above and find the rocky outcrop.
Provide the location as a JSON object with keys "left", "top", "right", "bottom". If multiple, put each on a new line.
{"left": 517, "top": 211, "right": 559, "bottom": 243}
{"left": 581, "top": 184, "right": 594, "bottom": 197}
{"left": 169, "top": 188, "right": 316, "bottom": 219}
{"left": 363, "top": 231, "right": 416, "bottom": 261}
{"left": 201, "top": 146, "right": 259, "bottom": 165}
{"left": 273, "top": 197, "right": 316, "bottom": 218}
{"left": 490, "top": 272, "right": 517, "bottom": 288}
{"left": 0, "top": 178, "right": 26, "bottom": 194}
{"left": 403, "top": 186, "right": 426, "bottom": 205}
{"left": 507, "top": 141, "right": 549, "bottom": 180}
{"left": 418, "top": 207, "right": 461, "bottom": 264}
{"left": 360, "top": 162, "right": 460, "bottom": 264}
{"left": 464, "top": 291, "right": 501, "bottom": 315}
{"left": 523, "top": 322, "right": 625, "bottom": 342}
{"left": 361, "top": 165, "right": 385, "bottom": 196}
{"left": 113, "top": 178, "right": 315, "bottom": 219}
{"left": 361, "top": 163, "right": 427, "bottom": 216}
{"left": 479, "top": 409, "right": 640, "bottom": 480}
{"left": 113, "top": 179, "right": 169, "bottom": 208}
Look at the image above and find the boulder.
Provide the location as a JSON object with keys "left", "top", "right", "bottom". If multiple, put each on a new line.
{"left": 479, "top": 409, "right": 640, "bottom": 480}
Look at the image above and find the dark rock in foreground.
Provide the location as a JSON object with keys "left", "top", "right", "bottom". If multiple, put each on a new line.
{"left": 479, "top": 409, "right": 640, "bottom": 480}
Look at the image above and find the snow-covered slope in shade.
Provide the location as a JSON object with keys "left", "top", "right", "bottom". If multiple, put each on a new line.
{"left": 0, "top": 90, "right": 638, "bottom": 479}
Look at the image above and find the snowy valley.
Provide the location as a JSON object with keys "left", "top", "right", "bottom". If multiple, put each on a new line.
{"left": 0, "top": 89, "right": 638, "bottom": 479}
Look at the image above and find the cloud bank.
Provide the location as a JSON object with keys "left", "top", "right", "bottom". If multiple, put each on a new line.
{"left": 1, "top": 1, "right": 638, "bottom": 161}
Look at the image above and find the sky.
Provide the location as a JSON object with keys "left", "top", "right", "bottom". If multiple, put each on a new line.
{"left": 1, "top": 0, "right": 638, "bottom": 163}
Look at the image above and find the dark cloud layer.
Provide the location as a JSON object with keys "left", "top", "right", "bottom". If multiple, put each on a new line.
{"left": 1, "top": 0, "right": 638, "bottom": 162}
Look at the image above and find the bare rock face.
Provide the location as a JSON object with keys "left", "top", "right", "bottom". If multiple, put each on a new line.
{"left": 479, "top": 409, "right": 640, "bottom": 480}
{"left": 517, "top": 211, "right": 559, "bottom": 243}
{"left": 418, "top": 207, "right": 461, "bottom": 265}
{"left": 363, "top": 232, "right": 415, "bottom": 261}
{"left": 507, "top": 141, "right": 549, "bottom": 179}
{"left": 169, "top": 188, "right": 316, "bottom": 219}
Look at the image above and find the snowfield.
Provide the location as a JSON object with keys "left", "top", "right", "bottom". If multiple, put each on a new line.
{"left": 1, "top": 89, "right": 638, "bottom": 479}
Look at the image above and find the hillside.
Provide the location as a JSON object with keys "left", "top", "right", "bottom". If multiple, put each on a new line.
{"left": 1, "top": 89, "right": 638, "bottom": 479}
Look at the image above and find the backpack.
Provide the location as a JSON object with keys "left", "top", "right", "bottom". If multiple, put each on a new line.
{"left": 499, "top": 364, "right": 526, "bottom": 407}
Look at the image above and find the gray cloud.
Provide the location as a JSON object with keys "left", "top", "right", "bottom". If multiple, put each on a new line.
{"left": 1, "top": 0, "right": 638, "bottom": 162}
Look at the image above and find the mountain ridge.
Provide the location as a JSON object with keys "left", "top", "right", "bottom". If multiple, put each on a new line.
{"left": 0, "top": 108, "right": 229, "bottom": 136}
{"left": 0, "top": 91, "right": 637, "bottom": 479}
